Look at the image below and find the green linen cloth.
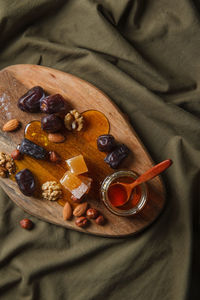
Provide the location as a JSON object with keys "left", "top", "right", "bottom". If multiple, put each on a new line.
{"left": 0, "top": 0, "right": 200, "bottom": 299}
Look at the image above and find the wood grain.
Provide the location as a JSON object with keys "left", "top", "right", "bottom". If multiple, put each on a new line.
{"left": 0, "top": 64, "right": 166, "bottom": 237}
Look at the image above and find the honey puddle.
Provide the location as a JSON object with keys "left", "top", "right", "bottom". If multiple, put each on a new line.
{"left": 14, "top": 110, "right": 112, "bottom": 207}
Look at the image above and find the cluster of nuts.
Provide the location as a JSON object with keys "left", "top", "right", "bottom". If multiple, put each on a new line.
{"left": 41, "top": 181, "right": 62, "bottom": 201}
{"left": 0, "top": 152, "right": 16, "bottom": 177}
{"left": 63, "top": 197, "right": 105, "bottom": 228}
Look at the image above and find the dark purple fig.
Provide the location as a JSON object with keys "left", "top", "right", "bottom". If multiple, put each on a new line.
{"left": 15, "top": 169, "right": 36, "bottom": 196}
{"left": 41, "top": 114, "right": 62, "bottom": 133}
{"left": 40, "top": 94, "right": 67, "bottom": 114}
{"left": 18, "top": 86, "right": 45, "bottom": 113}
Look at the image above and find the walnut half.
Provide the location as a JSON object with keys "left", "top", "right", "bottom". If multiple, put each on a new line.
{"left": 41, "top": 181, "right": 62, "bottom": 201}
{"left": 0, "top": 152, "right": 16, "bottom": 177}
{"left": 64, "top": 110, "right": 84, "bottom": 131}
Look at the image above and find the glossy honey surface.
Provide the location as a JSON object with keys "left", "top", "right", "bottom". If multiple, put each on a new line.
{"left": 14, "top": 110, "right": 111, "bottom": 207}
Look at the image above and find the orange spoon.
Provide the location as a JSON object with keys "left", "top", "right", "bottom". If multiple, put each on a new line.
{"left": 110, "top": 159, "right": 173, "bottom": 207}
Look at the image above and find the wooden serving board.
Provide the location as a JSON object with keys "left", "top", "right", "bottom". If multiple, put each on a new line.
{"left": 0, "top": 64, "right": 165, "bottom": 237}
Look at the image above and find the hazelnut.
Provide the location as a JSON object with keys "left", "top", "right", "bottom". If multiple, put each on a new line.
{"left": 95, "top": 215, "right": 105, "bottom": 226}
{"left": 20, "top": 218, "right": 33, "bottom": 230}
{"left": 11, "top": 149, "right": 22, "bottom": 160}
{"left": 49, "top": 151, "right": 61, "bottom": 163}
{"left": 86, "top": 208, "right": 99, "bottom": 219}
{"left": 75, "top": 216, "right": 89, "bottom": 228}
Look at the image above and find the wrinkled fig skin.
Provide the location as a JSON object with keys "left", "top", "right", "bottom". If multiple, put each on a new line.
{"left": 97, "top": 134, "right": 116, "bottom": 152}
{"left": 104, "top": 144, "right": 130, "bottom": 169}
{"left": 40, "top": 94, "right": 67, "bottom": 114}
{"left": 18, "top": 86, "right": 45, "bottom": 113}
{"left": 15, "top": 169, "right": 36, "bottom": 196}
{"left": 41, "top": 114, "right": 63, "bottom": 133}
{"left": 19, "top": 138, "right": 47, "bottom": 159}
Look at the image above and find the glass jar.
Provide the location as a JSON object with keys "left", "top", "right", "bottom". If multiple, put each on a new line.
{"left": 101, "top": 170, "right": 148, "bottom": 217}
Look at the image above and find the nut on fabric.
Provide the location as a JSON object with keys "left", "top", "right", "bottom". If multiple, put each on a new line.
{"left": 42, "top": 181, "right": 62, "bottom": 201}
{"left": 20, "top": 218, "right": 33, "bottom": 230}
{"left": 0, "top": 152, "right": 16, "bottom": 177}
{"left": 64, "top": 109, "right": 84, "bottom": 131}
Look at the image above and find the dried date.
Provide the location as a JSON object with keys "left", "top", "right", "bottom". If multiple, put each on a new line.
{"left": 15, "top": 169, "right": 36, "bottom": 196}
{"left": 19, "top": 138, "right": 47, "bottom": 159}
{"left": 18, "top": 86, "right": 45, "bottom": 113}
{"left": 41, "top": 114, "right": 62, "bottom": 133}
{"left": 40, "top": 94, "right": 67, "bottom": 114}
{"left": 104, "top": 144, "right": 129, "bottom": 169}
{"left": 97, "top": 134, "right": 116, "bottom": 152}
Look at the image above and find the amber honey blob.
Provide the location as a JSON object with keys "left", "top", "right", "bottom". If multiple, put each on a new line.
{"left": 14, "top": 110, "right": 112, "bottom": 207}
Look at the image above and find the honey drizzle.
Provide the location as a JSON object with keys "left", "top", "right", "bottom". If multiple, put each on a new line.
{"left": 14, "top": 110, "right": 111, "bottom": 207}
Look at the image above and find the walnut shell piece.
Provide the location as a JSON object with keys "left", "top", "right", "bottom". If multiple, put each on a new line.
{"left": 0, "top": 152, "right": 16, "bottom": 177}
{"left": 41, "top": 181, "right": 62, "bottom": 201}
{"left": 64, "top": 109, "right": 84, "bottom": 131}
{"left": 75, "top": 216, "right": 89, "bottom": 227}
{"left": 0, "top": 167, "right": 8, "bottom": 178}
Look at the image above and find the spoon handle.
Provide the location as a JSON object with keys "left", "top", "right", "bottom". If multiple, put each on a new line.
{"left": 132, "top": 159, "right": 173, "bottom": 188}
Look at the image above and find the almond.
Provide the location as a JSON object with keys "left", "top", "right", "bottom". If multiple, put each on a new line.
{"left": 49, "top": 151, "right": 61, "bottom": 162}
{"left": 73, "top": 202, "right": 88, "bottom": 217}
{"left": 48, "top": 133, "right": 65, "bottom": 143}
{"left": 63, "top": 201, "right": 72, "bottom": 220}
{"left": 2, "top": 119, "right": 20, "bottom": 132}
